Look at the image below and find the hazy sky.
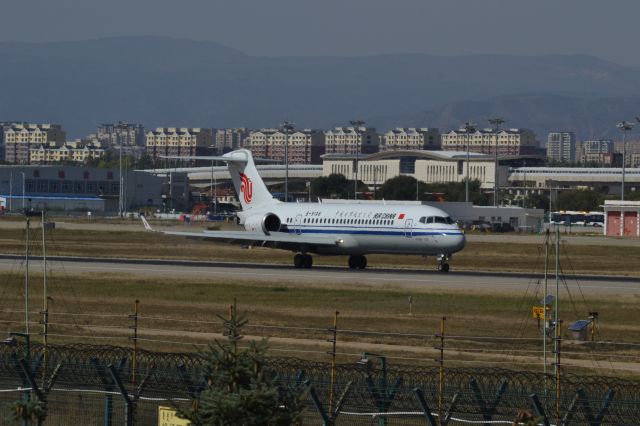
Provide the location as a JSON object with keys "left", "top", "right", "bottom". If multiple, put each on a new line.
{"left": 4, "top": 0, "right": 640, "bottom": 66}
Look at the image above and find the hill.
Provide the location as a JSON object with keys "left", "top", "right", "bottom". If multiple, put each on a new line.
{"left": 1, "top": 36, "right": 639, "bottom": 139}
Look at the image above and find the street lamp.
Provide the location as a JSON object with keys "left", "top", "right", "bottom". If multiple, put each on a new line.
{"left": 488, "top": 117, "right": 505, "bottom": 207}
{"left": 350, "top": 120, "right": 366, "bottom": 200}
{"left": 617, "top": 121, "right": 634, "bottom": 201}
{"left": 281, "top": 121, "right": 295, "bottom": 202}
{"left": 463, "top": 122, "right": 476, "bottom": 203}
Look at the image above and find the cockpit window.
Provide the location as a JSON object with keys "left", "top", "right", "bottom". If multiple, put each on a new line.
{"left": 419, "top": 216, "right": 426, "bottom": 224}
{"left": 425, "top": 216, "right": 454, "bottom": 224}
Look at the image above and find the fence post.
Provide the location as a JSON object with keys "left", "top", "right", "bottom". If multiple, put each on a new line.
{"left": 327, "top": 310, "right": 339, "bottom": 415}
{"left": 413, "top": 388, "right": 437, "bottom": 426}
{"left": 529, "top": 393, "right": 550, "bottom": 426}
{"left": 129, "top": 299, "right": 139, "bottom": 389}
{"left": 109, "top": 364, "right": 133, "bottom": 426}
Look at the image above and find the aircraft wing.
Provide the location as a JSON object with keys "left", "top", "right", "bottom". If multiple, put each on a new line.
{"left": 141, "top": 216, "right": 340, "bottom": 250}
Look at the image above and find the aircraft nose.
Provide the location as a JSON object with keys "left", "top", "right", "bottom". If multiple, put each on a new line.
{"left": 449, "top": 232, "right": 466, "bottom": 252}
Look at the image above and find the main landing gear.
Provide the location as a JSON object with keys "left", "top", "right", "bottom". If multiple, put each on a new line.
{"left": 293, "top": 253, "right": 313, "bottom": 269}
{"left": 437, "top": 254, "right": 450, "bottom": 273}
{"left": 348, "top": 255, "right": 367, "bottom": 270}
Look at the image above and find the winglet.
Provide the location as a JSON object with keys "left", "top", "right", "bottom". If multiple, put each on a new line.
{"left": 140, "top": 214, "right": 154, "bottom": 231}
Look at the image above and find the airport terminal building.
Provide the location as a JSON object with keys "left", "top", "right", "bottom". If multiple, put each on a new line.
{"left": 0, "top": 166, "right": 189, "bottom": 214}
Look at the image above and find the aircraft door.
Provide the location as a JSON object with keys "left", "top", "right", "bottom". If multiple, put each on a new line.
{"left": 294, "top": 214, "right": 303, "bottom": 235}
{"left": 404, "top": 219, "right": 414, "bottom": 238}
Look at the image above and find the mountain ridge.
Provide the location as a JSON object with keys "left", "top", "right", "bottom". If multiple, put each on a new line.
{"left": 1, "top": 36, "right": 639, "bottom": 140}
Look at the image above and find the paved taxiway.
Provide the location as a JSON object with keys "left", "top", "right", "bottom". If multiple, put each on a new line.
{"left": 0, "top": 255, "right": 637, "bottom": 295}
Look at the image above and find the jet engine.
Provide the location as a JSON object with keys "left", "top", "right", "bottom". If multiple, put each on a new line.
{"left": 244, "top": 213, "right": 281, "bottom": 235}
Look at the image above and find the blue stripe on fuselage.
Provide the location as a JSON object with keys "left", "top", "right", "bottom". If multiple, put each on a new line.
{"left": 286, "top": 227, "right": 463, "bottom": 236}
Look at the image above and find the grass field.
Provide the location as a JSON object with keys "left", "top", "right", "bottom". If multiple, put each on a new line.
{"left": 1, "top": 220, "right": 638, "bottom": 378}
{"left": 0, "top": 268, "right": 638, "bottom": 378}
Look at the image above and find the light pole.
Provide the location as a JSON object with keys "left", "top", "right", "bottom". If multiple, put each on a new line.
{"left": 350, "top": 120, "right": 365, "bottom": 200}
{"left": 617, "top": 121, "right": 634, "bottom": 201}
{"left": 281, "top": 121, "right": 295, "bottom": 202}
{"left": 21, "top": 171, "right": 25, "bottom": 212}
{"left": 463, "top": 122, "right": 476, "bottom": 203}
{"left": 118, "top": 142, "right": 123, "bottom": 217}
{"left": 488, "top": 117, "right": 505, "bottom": 207}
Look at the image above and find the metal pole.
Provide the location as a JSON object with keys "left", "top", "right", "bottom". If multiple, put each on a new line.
{"left": 543, "top": 229, "right": 549, "bottom": 395}
{"left": 131, "top": 299, "right": 139, "bottom": 388}
{"left": 328, "top": 310, "right": 339, "bottom": 415}
{"left": 350, "top": 120, "right": 365, "bottom": 200}
{"left": 281, "top": 121, "right": 295, "bottom": 202}
{"left": 9, "top": 172, "right": 12, "bottom": 212}
{"left": 22, "top": 171, "right": 25, "bottom": 212}
{"left": 465, "top": 132, "right": 469, "bottom": 203}
{"left": 25, "top": 216, "right": 29, "bottom": 335}
{"left": 42, "top": 211, "right": 49, "bottom": 384}
{"left": 554, "top": 228, "right": 560, "bottom": 422}
{"left": 438, "top": 317, "right": 445, "bottom": 419}
{"left": 119, "top": 143, "right": 123, "bottom": 217}
{"left": 285, "top": 129, "right": 289, "bottom": 202}
{"left": 210, "top": 159, "right": 214, "bottom": 210}
{"left": 622, "top": 129, "right": 627, "bottom": 201}
{"left": 617, "top": 121, "right": 634, "bottom": 201}
{"left": 463, "top": 122, "right": 475, "bottom": 203}
{"left": 489, "top": 118, "right": 505, "bottom": 207}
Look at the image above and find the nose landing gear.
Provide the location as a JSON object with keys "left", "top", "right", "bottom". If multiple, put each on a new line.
{"left": 437, "top": 254, "right": 450, "bottom": 273}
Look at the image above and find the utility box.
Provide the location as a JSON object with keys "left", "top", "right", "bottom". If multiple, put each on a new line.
{"left": 604, "top": 200, "right": 640, "bottom": 237}
{"left": 568, "top": 320, "right": 592, "bottom": 341}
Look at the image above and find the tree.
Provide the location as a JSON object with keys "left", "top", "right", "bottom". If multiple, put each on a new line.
{"left": 376, "top": 175, "right": 419, "bottom": 201}
{"left": 523, "top": 192, "right": 549, "bottom": 210}
{"left": 376, "top": 176, "right": 487, "bottom": 204}
{"left": 556, "top": 189, "right": 605, "bottom": 211}
{"left": 179, "top": 302, "right": 307, "bottom": 426}
{"left": 310, "top": 174, "right": 358, "bottom": 199}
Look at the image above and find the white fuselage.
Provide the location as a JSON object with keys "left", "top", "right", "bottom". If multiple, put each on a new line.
{"left": 239, "top": 202, "right": 465, "bottom": 256}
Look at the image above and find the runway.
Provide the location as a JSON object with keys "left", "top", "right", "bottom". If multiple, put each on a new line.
{"left": 0, "top": 255, "right": 637, "bottom": 295}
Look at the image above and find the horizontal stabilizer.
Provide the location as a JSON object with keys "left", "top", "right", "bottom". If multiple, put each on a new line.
{"left": 160, "top": 155, "right": 247, "bottom": 162}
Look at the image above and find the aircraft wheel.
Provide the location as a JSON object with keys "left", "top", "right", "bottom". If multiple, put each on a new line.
{"left": 303, "top": 254, "right": 313, "bottom": 269}
{"left": 438, "top": 262, "right": 450, "bottom": 273}
{"left": 348, "top": 255, "right": 359, "bottom": 269}
{"left": 294, "top": 253, "right": 304, "bottom": 268}
{"left": 358, "top": 255, "right": 367, "bottom": 270}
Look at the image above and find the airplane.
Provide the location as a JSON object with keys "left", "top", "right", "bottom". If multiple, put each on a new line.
{"left": 141, "top": 149, "right": 465, "bottom": 272}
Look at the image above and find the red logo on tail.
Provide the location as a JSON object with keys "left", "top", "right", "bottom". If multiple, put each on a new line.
{"left": 239, "top": 172, "right": 253, "bottom": 204}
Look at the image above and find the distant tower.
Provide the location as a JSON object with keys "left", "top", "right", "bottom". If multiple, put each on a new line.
{"left": 546, "top": 132, "right": 576, "bottom": 163}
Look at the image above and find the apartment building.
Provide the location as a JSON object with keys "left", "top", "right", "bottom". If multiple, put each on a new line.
{"left": 580, "top": 140, "right": 615, "bottom": 165}
{"left": 93, "top": 122, "right": 145, "bottom": 147}
{"left": 214, "top": 128, "right": 250, "bottom": 154}
{"left": 546, "top": 132, "right": 576, "bottom": 163}
{"left": 29, "top": 141, "right": 105, "bottom": 164}
{"left": 381, "top": 128, "right": 441, "bottom": 151}
{"left": 246, "top": 128, "right": 324, "bottom": 164}
{"left": 145, "top": 127, "right": 213, "bottom": 162}
{"left": 324, "top": 127, "right": 380, "bottom": 155}
{"left": 3, "top": 123, "right": 66, "bottom": 164}
{"left": 442, "top": 128, "right": 537, "bottom": 157}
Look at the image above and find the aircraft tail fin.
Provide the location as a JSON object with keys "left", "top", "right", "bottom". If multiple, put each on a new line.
{"left": 219, "top": 149, "right": 277, "bottom": 210}
{"left": 161, "top": 149, "right": 277, "bottom": 210}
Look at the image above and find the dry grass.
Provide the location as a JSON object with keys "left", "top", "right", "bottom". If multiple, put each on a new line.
{"left": 0, "top": 269, "right": 638, "bottom": 378}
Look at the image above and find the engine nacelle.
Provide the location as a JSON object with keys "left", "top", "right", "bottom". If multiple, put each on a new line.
{"left": 244, "top": 213, "right": 281, "bottom": 235}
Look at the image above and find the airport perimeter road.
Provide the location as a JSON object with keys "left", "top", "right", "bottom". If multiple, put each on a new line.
{"left": 0, "top": 256, "right": 637, "bottom": 295}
